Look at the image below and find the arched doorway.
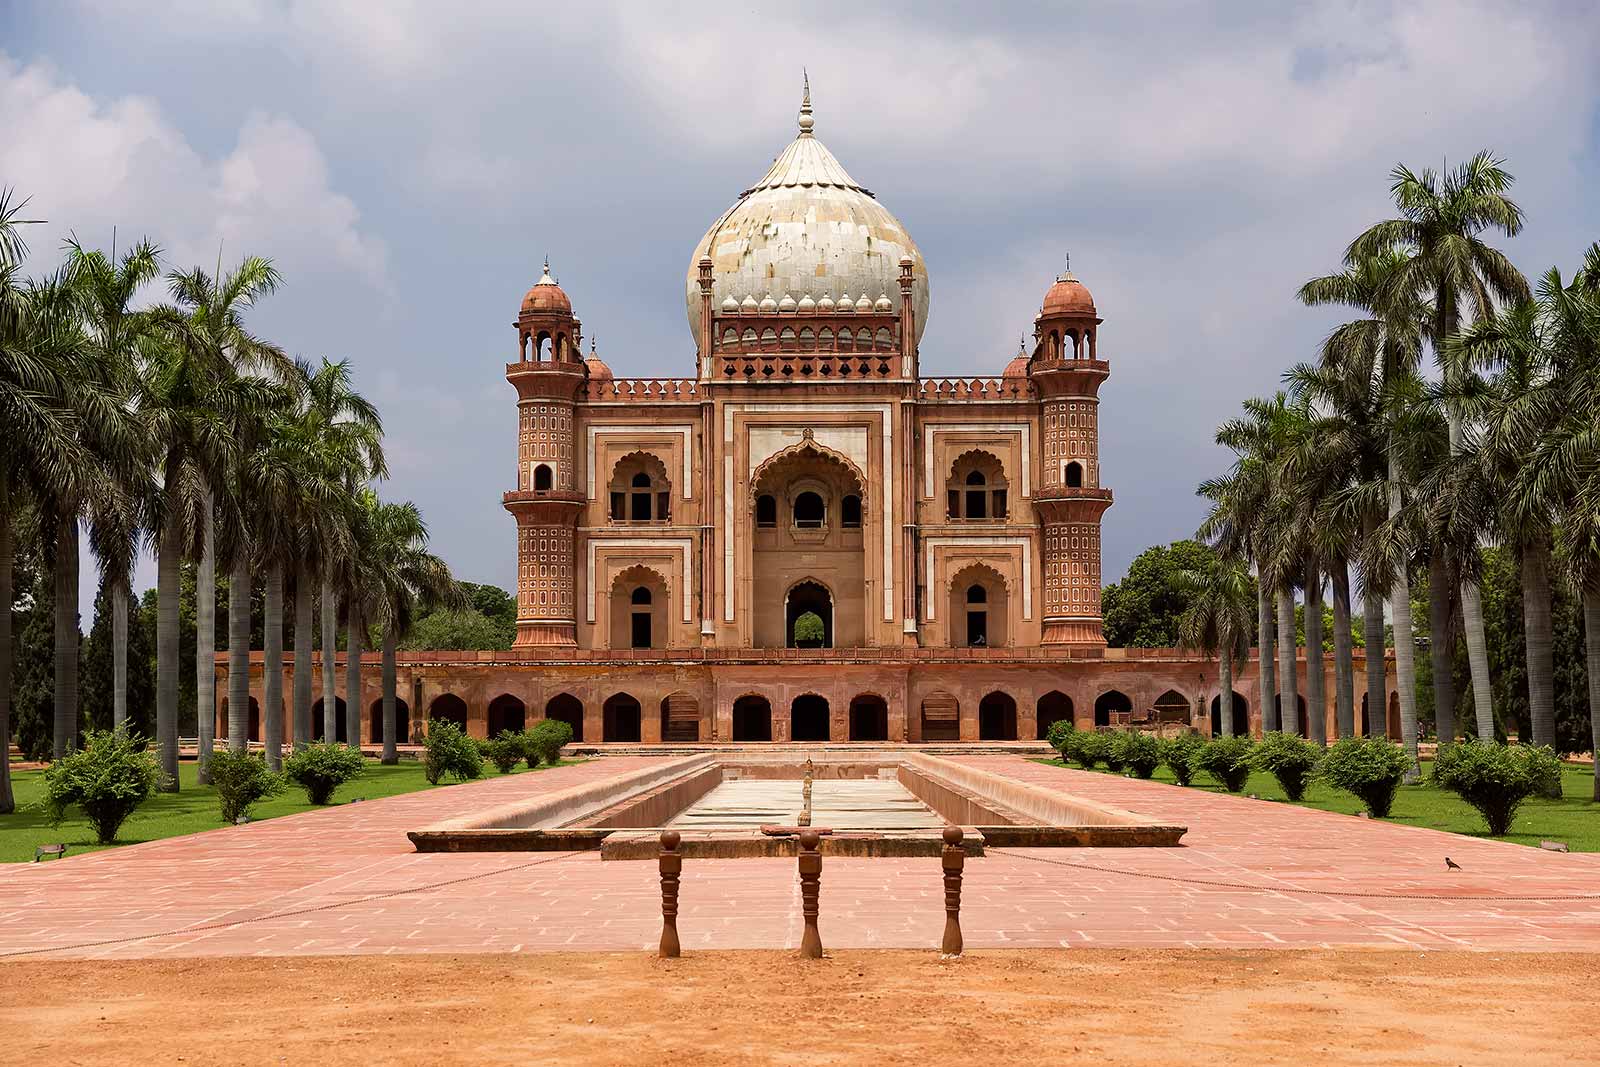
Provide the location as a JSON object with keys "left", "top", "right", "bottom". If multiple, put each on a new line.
{"left": 1387, "top": 691, "right": 1401, "bottom": 740}
{"left": 732, "top": 695, "right": 772, "bottom": 742}
{"left": 978, "top": 692, "right": 1017, "bottom": 740}
{"left": 790, "top": 693, "right": 830, "bottom": 742}
{"left": 848, "top": 694, "right": 888, "bottom": 741}
{"left": 487, "top": 694, "right": 526, "bottom": 737}
{"left": 311, "top": 697, "right": 349, "bottom": 743}
{"left": 948, "top": 564, "right": 1009, "bottom": 648}
{"left": 1036, "top": 691, "right": 1073, "bottom": 739}
{"left": 1210, "top": 692, "right": 1250, "bottom": 737}
{"left": 603, "top": 693, "right": 642, "bottom": 742}
{"left": 428, "top": 694, "right": 469, "bottom": 732}
{"left": 1153, "top": 689, "right": 1191, "bottom": 729}
{"left": 369, "top": 697, "right": 411, "bottom": 746}
{"left": 786, "top": 581, "right": 833, "bottom": 648}
{"left": 609, "top": 565, "right": 667, "bottom": 651}
{"left": 660, "top": 692, "right": 699, "bottom": 742}
{"left": 920, "top": 691, "right": 960, "bottom": 742}
{"left": 545, "top": 693, "right": 583, "bottom": 742}
{"left": 1094, "top": 690, "right": 1131, "bottom": 728}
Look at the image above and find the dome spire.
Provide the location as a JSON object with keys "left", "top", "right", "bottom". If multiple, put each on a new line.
{"left": 798, "top": 70, "right": 814, "bottom": 137}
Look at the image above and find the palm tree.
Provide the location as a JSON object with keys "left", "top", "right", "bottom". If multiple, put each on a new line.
{"left": 363, "top": 496, "right": 461, "bottom": 763}
{"left": 1178, "top": 555, "right": 1256, "bottom": 737}
{"left": 1350, "top": 153, "right": 1530, "bottom": 744}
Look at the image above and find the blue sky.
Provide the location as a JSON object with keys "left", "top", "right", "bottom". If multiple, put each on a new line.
{"left": 3, "top": 1, "right": 1599, "bottom": 621}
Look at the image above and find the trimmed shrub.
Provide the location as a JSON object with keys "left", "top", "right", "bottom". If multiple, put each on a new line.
{"left": 1160, "top": 732, "right": 1206, "bottom": 786}
{"left": 1256, "top": 732, "right": 1323, "bottom": 801}
{"left": 481, "top": 731, "right": 526, "bottom": 774}
{"left": 1432, "top": 740, "right": 1563, "bottom": 836}
{"left": 208, "top": 748, "right": 285, "bottom": 823}
{"left": 423, "top": 719, "right": 485, "bottom": 785}
{"left": 1199, "top": 735, "right": 1256, "bottom": 793}
{"left": 285, "top": 742, "right": 368, "bottom": 804}
{"left": 524, "top": 719, "right": 574, "bottom": 768}
{"left": 1113, "top": 731, "right": 1161, "bottom": 779}
{"left": 1045, "top": 718, "right": 1076, "bottom": 757}
{"left": 1320, "top": 735, "right": 1410, "bottom": 817}
{"left": 1101, "top": 732, "right": 1129, "bottom": 773}
{"left": 40, "top": 730, "right": 165, "bottom": 844}
{"left": 1059, "top": 729, "right": 1109, "bottom": 770}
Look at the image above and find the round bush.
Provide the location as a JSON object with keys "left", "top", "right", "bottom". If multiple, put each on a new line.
{"left": 1045, "top": 718, "right": 1076, "bottom": 757}
{"left": 284, "top": 742, "right": 368, "bottom": 804}
{"left": 1113, "top": 731, "right": 1161, "bottom": 779}
{"left": 40, "top": 730, "right": 165, "bottom": 844}
{"left": 1160, "top": 732, "right": 1207, "bottom": 786}
{"left": 1431, "top": 740, "right": 1563, "bottom": 836}
{"left": 1320, "top": 735, "right": 1410, "bottom": 817}
{"left": 1256, "top": 732, "right": 1323, "bottom": 801}
{"left": 1198, "top": 735, "right": 1257, "bottom": 793}
{"left": 423, "top": 719, "right": 485, "bottom": 784}
{"left": 1059, "top": 729, "right": 1109, "bottom": 770}
{"left": 524, "top": 719, "right": 574, "bottom": 768}
{"left": 208, "top": 748, "right": 285, "bottom": 822}
{"left": 480, "top": 731, "right": 526, "bottom": 774}
{"left": 1101, "top": 733, "right": 1129, "bottom": 773}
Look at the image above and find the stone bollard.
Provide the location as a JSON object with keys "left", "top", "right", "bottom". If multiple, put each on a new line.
{"left": 658, "top": 829, "right": 682, "bottom": 958}
{"left": 940, "top": 826, "right": 964, "bottom": 957}
{"left": 798, "top": 828, "right": 824, "bottom": 959}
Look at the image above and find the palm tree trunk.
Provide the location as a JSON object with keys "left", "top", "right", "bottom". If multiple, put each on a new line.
{"left": 381, "top": 625, "right": 398, "bottom": 764}
{"left": 1330, "top": 560, "right": 1355, "bottom": 739}
{"left": 1276, "top": 588, "right": 1298, "bottom": 735}
{"left": 1460, "top": 578, "right": 1495, "bottom": 740}
{"left": 1520, "top": 535, "right": 1556, "bottom": 749}
{"left": 321, "top": 576, "right": 337, "bottom": 742}
{"left": 112, "top": 575, "right": 128, "bottom": 731}
{"left": 0, "top": 476, "right": 15, "bottom": 813}
{"left": 344, "top": 601, "right": 362, "bottom": 751}
{"left": 227, "top": 555, "right": 251, "bottom": 751}
{"left": 293, "top": 564, "right": 314, "bottom": 749}
{"left": 156, "top": 504, "right": 181, "bottom": 791}
{"left": 1427, "top": 554, "right": 1455, "bottom": 747}
{"left": 1256, "top": 574, "right": 1275, "bottom": 736}
{"left": 196, "top": 495, "right": 216, "bottom": 783}
{"left": 1304, "top": 557, "right": 1325, "bottom": 746}
{"left": 1218, "top": 652, "right": 1234, "bottom": 738}
{"left": 1362, "top": 516, "right": 1387, "bottom": 737}
{"left": 53, "top": 511, "right": 79, "bottom": 757}
{"left": 1583, "top": 586, "right": 1600, "bottom": 801}
{"left": 1387, "top": 450, "right": 1420, "bottom": 777}
{"left": 263, "top": 560, "right": 284, "bottom": 771}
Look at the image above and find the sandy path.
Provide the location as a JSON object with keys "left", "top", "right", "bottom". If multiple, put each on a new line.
{"left": 5, "top": 949, "right": 1594, "bottom": 1066}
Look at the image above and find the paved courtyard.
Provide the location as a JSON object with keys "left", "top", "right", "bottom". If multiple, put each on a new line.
{"left": 4, "top": 754, "right": 1598, "bottom": 959}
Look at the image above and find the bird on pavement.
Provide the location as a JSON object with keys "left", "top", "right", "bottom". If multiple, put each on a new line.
{"left": 1445, "top": 857, "right": 1462, "bottom": 870}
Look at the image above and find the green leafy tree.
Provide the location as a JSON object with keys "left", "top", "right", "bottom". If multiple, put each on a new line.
{"left": 11, "top": 564, "right": 57, "bottom": 761}
{"left": 1102, "top": 540, "right": 1222, "bottom": 648}
{"left": 207, "top": 748, "right": 285, "bottom": 823}
{"left": 1432, "top": 739, "right": 1563, "bottom": 834}
{"left": 1178, "top": 553, "right": 1255, "bottom": 738}
{"left": 41, "top": 729, "right": 164, "bottom": 844}
{"left": 793, "top": 611, "right": 825, "bottom": 647}
{"left": 82, "top": 578, "right": 154, "bottom": 738}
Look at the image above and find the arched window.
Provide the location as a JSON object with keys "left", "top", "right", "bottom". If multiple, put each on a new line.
{"left": 1065, "top": 461, "right": 1084, "bottom": 488}
{"left": 630, "top": 586, "right": 652, "bottom": 648}
{"left": 794, "top": 491, "right": 825, "bottom": 528}
{"left": 964, "top": 470, "right": 988, "bottom": 520}
{"left": 965, "top": 583, "right": 988, "bottom": 646}
{"left": 533, "top": 463, "right": 553, "bottom": 491}
{"left": 630, "top": 471, "right": 653, "bottom": 521}
{"left": 841, "top": 494, "right": 861, "bottom": 528}
{"left": 948, "top": 452, "right": 1008, "bottom": 521}
{"left": 609, "top": 454, "right": 671, "bottom": 524}
{"left": 756, "top": 494, "right": 778, "bottom": 528}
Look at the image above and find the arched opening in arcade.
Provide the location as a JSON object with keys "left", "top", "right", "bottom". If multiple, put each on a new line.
{"left": 1036, "top": 690, "right": 1073, "bottom": 739}
{"left": 790, "top": 693, "right": 830, "bottom": 742}
{"left": 786, "top": 580, "right": 833, "bottom": 649}
{"left": 1094, "top": 690, "right": 1131, "bottom": 728}
{"left": 487, "top": 694, "right": 527, "bottom": 736}
{"left": 660, "top": 692, "right": 700, "bottom": 742}
{"left": 848, "top": 694, "right": 889, "bottom": 741}
{"left": 732, "top": 694, "right": 773, "bottom": 742}
{"left": 311, "top": 696, "right": 348, "bottom": 743}
{"left": 1152, "top": 689, "right": 1191, "bottom": 729}
{"left": 428, "top": 693, "right": 469, "bottom": 732}
{"left": 919, "top": 690, "right": 960, "bottom": 742}
{"left": 978, "top": 692, "right": 1018, "bottom": 740}
{"left": 369, "top": 697, "right": 412, "bottom": 746}
{"left": 1209, "top": 692, "right": 1251, "bottom": 737}
{"left": 545, "top": 693, "right": 584, "bottom": 742}
{"left": 603, "top": 693, "right": 642, "bottom": 743}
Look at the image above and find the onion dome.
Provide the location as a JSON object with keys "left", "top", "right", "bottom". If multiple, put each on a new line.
{"left": 817, "top": 292, "right": 835, "bottom": 311}
{"left": 797, "top": 293, "right": 816, "bottom": 313}
{"left": 1003, "top": 338, "right": 1031, "bottom": 378}
{"left": 778, "top": 292, "right": 797, "bottom": 313}
{"left": 1042, "top": 266, "right": 1096, "bottom": 317}
{"left": 721, "top": 295, "right": 740, "bottom": 313}
{"left": 686, "top": 76, "right": 929, "bottom": 346}
{"left": 855, "top": 294, "right": 873, "bottom": 313}
{"left": 740, "top": 294, "right": 759, "bottom": 313}
{"left": 520, "top": 259, "right": 571, "bottom": 315}
{"left": 583, "top": 339, "right": 613, "bottom": 380}
{"left": 759, "top": 294, "right": 778, "bottom": 312}
{"left": 873, "top": 293, "right": 893, "bottom": 313}
{"left": 836, "top": 290, "right": 854, "bottom": 312}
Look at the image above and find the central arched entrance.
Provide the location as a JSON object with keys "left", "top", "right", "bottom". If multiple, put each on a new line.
{"left": 487, "top": 694, "right": 526, "bottom": 736}
{"left": 978, "top": 692, "right": 1017, "bottom": 740}
{"left": 733, "top": 694, "right": 773, "bottom": 741}
{"left": 603, "top": 693, "right": 642, "bottom": 742}
{"left": 848, "top": 694, "right": 888, "bottom": 741}
{"left": 786, "top": 580, "right": 833, "bottom": 648}
{"left": 545, "top": 693, "right": 584, "bottom": 742}
{"left": 790, "top": 693, "right": 830, "bottom": 742}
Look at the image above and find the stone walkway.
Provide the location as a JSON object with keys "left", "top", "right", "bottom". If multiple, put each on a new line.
{"left": 3, "top": 755, "right": 1598, "bottom": 959}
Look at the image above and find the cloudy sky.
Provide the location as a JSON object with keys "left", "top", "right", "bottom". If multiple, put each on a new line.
{"left": 4, "top": 1, "right": 1599, "bottom": 620}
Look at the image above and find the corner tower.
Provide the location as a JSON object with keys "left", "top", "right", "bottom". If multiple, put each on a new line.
{"left": 504, "top": 262, "right": 585, "bottom": 646}
{"left": 1030, "top": 265, "right": 1113, "bottom": 647}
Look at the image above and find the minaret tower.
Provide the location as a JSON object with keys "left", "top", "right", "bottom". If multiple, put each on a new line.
{"left": 1030, "top": 262, "right": 1113, "bottom": 646}
{"left": 505, "top": 261, "right": 585, "bottom": 646}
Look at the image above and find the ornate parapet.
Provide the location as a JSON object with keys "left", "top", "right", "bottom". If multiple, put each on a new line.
{"left": 584, "top": 378, "right": 702, "bottom": 402}
{"left": 918, "top": 377, "right": 1034, "bottom": 402}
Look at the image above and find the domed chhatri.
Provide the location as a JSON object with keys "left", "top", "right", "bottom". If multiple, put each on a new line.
{"left": 521, "top": 258, "right": 572, "bottom": 315}
{"left": 583, "top": 339, "right": 613, "bottom": 381}
{"left": 685, "top": 77, "right": 930, "bottom": 347}
{"left": 1041, "top": 267, "right": 1095, "bottom": 318}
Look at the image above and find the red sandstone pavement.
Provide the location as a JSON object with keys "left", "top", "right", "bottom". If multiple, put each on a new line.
{"left": 3, "top": 754, "right": 1598, "bottom": 960}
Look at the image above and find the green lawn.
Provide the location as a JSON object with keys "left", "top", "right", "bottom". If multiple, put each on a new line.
{"left": 1033, "top": 756, "right": 1600, "bottom": 852}
{"left": 0, "top": 757, "right": 571, "bottom": 864}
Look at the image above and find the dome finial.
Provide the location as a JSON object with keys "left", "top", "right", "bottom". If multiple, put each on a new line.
{"left": 798, "top": 70, "right": 814, "bottom": 136}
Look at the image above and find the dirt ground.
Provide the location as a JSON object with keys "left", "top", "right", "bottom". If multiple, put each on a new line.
{"left": 4, "top": 949, "right": 1595, "bottom": 1066}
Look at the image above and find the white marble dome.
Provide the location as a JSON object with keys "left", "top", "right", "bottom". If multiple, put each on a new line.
{"left": 685, "top": 84, "right": 930, "bottom": 348}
